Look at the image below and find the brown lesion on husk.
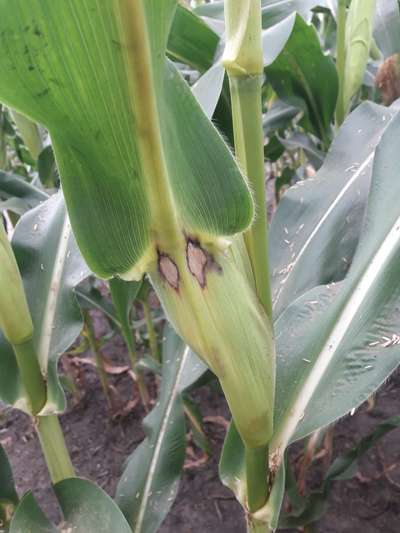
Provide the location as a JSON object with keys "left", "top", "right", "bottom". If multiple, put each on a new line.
{"left": 157, "top": 249, "right": 180, "bottom": 291}
{"left": 186, "top": 237, "right": 222, "bottom": 289}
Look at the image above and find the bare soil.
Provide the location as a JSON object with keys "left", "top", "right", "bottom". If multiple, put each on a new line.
{"left": 1, "top": 316, "right": 400, "bottom": 532}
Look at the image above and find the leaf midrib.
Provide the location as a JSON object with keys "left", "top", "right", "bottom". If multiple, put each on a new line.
{"left": 134, "top": 345, "right": 189, "bottom": 533}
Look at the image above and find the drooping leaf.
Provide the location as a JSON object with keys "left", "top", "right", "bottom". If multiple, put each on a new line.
{"left": 0, "top": 170, "right": 46, "bottom": 215}
{"left": 270, "top": 100, "right": 400, "bottom": 319}
{"left": 265, "top": 14, "right": 338, "bottom": 143}
{"left": 75, "top": 279, "right": 120, "bottom": 328}
{"left": 54, "top": 478, "right": 132, "bottom": 533}
{"left": 373, "top": 0, "right": 400, "bottom": 58}
{"left": 271, "top": 112, "right": 400, "bottom": 473}
{"left": 116, "top": 326, "right": 206, "bottom": 532}
{"left": 0, "top": 193, "right": 90, "bottom": 413}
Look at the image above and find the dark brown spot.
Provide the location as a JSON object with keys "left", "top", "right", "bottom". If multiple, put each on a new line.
{"left": 186, "top": 238, "right": 222, "bottom": 288}
{"left": 158, "top": 251, "right": 180, "bottom": 290}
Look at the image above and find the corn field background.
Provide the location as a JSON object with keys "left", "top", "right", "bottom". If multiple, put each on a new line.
{"left": 1, "top": 0, "right": 400, "bottom": 532}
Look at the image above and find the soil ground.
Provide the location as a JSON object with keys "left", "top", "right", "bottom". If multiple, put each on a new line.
{"left": 1, "top": 313, "right": 400, "bottom": 533}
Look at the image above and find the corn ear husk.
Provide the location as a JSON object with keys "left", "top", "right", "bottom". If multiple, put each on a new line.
{"left": 150, "top": 235, "right": 275, "bottom": 448}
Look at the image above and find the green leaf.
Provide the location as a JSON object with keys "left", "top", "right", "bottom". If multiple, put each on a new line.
{"left": 109, "top": 277, "right": 142, "bottom": 358}
{"left": 279, "top": 415, "right": 400, "bottom": 528}
{"left": 0, "top": 443, "right": 18, "bottom": 529}
{"left": 219, "top": 422, "right": 286, "bottom": 531}
{"left": 54, "top": 478, "right": 131, "bottom": 533}
{"left": 10, "top": 479, "right": 132, "bottom": 533}
{"left": 263, "top": 99, "right": 302, "bottom": 135}
{"left": 182, "top": 395, "right": 211, "bottom": 454}
{"left": 262, "top": 13, "right": 296, "bottom": 66}
{"left": 116, "top": 326, "right": 206, "bottom": 532}
{"left": 278, "top": 132, "right": 324, "bottom": 169}
{"left": 9, "top": 493, "right": 56, "bottom": 533}
{"left": 168, "top": 4, "right": 219, "bottom": 72}
{"left": 271, "top": 111, "right": 400, "bottom": 472}
{"left": 270, "top": 101, "right": 400, "bottom": 319}
{"left": 326, "top": 415, "right": 400, "bottom": 482}
{"left": 0, "top": 193, "right": 89, "bottom": 413}
{"left": 264, "top": 135, "right": 285, "bottom": 162}
{"left": 37, "top": 146, "right": 57, "bottom": 188}
{"left": 0, "top": 171, "right": 47, "bottom": 215}
{"left": 75, "top": 280, "right": 120, "bottom": 328}
{"left": 373, "top": 0, "right": 400, "bottom": 58}
{"left": 265, "top": 14, "right": 338, "bottom": 143}
{"left": 0, "top": 0, "right": 252, "bottom": 279}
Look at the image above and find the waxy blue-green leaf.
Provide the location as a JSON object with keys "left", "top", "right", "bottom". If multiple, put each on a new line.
{"left": 0, "top": 171, "right": 46, "bottom": 215}
{"left": 270, "top": 101, "right": 400, "bottom": 319}
{"left": 0, "top": 193, "right": 89, "bottom": 413}
{"left": 278, "top": 132, "right": 324, "bottom": 169}
{"left": 196, "top": 0, "right": 334, "bottom": 29}
{"left": 0, "top": 0, "right": 253, "bottom": 279}
{"left": 263, "top": 100, "right": 303, "bottom": 135}
{"left": 271, "top": 112, "right": 400, "bottom": 472}
{"left": 265, "top": 14, "right": 338, "bottom": 143}
{"left": 116, "top": 326, "right": 206, "bottom": 532}
{"left": 373, "top": 0, "right": 400, "bottom": 58}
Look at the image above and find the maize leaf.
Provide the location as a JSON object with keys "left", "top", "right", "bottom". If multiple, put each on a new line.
{"left": 0, "top": 0, "right": 253, "bottom": 279}
{"left": 116, "top": 326, "right": 206, "bottom": 532}
{"left": 0, "top": 170, "right": 47, "bottom": 215}
{"left": 271, "top": 111, "right": 400, "bottom": 469}
{"left": 9, "top": 493, "right": 57, "bottom": 533}
{"left": 0, "top": 193, "right": 89, "bottom": 414}
{"left": 9, "top": 479, "right": 131, "bottom": 533}
{"left": 270, "top": 100, "right": 400, "bottom": 319}
{"left": 265, "top": 15, "right": 338, "bottom": 143}
{"left": 373, "top": 0, "right": 400, "bottom": 58}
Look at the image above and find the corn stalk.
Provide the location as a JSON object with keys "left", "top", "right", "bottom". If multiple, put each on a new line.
{"left": 223, "top": 1, "right": 275, "bottom": 529}
{"left": 0, "top": 221, "right": 74, "bottom": 483}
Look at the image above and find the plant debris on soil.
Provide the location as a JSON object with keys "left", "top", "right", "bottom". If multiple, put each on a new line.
{"left": 1, "top": 312, "right": 400, "bottom": 533}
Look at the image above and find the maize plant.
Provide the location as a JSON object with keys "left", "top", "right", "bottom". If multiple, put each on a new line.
{"left": 0, "top": 0, "right": 400, "bottom": 531}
